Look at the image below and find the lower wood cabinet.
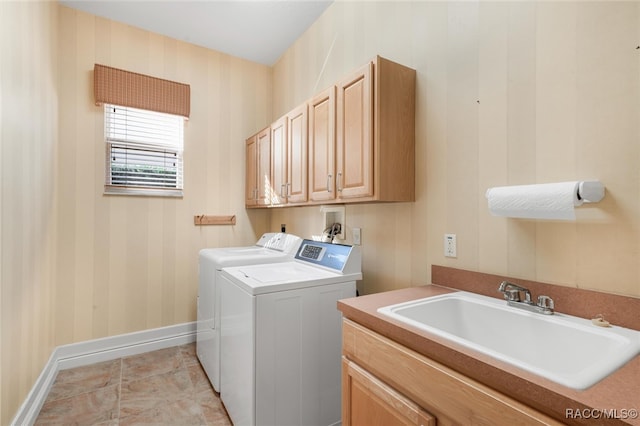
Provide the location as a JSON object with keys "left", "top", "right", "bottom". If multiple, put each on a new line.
{"left": 343, "top": 358, "right": 435, "bottom": 426}
{"left": 342, "top": 319, "right": 563, "bottom": 426}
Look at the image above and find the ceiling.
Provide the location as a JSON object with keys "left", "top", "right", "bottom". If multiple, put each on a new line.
{"left": 59, "top": 0, "right": 333, "bottom": 66}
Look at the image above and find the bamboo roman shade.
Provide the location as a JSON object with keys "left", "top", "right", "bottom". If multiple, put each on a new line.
{"left": 94, "top": 64, "right": 190, "bottom": 118}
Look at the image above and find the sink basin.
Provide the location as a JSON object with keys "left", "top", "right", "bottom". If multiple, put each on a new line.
{"left": 377, "top": 291, "right": 640, "bottom": 390}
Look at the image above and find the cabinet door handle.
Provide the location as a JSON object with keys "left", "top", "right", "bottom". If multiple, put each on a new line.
{"left": 253, "top": 188, "right": 258, "bottom": 200}
{"left": 280, "top": 184, "right": 286, "bottom": 198}
{"left": 327, "top": 174, "right": 332, "bottom": 193}
{"left": 337, "top": 172, "right": 343, "bottom": 192}
{"left": 286, "top": 182, "right": 291, "bottom": 197}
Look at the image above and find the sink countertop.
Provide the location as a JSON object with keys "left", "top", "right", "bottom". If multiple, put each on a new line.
{"left": 338, "top": 284, "right": 640, "bottom": 426}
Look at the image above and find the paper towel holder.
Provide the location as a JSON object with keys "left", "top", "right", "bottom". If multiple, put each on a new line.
{"left": 577, "top": 181, "right": 605, "bottom": 203}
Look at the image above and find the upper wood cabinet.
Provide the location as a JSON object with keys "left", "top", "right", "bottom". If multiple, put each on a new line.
{"left": 270, "top": 116, "right": 287, "bottom": 205}
{"left": 286, "top": 104, "right": 308, "bottom": 204}
{"left": 245, "top": 55, "right": 415, "bottom": 208}
{"left": 336, "top": 61, "right": 374, "bottom": 199}
{"left": 245, "top": 136, "right": 257, "bottom": 205}
{"left": 245, "top": 127, "right": 271, "bottom": 207}
{"left": 309, "top": 86, "right": 337, "bottom": 202}
{"left": 335, "top": 56, "right": 416, "bottom": 203}
{"left": 270, "top": 104, "right": 309, "bottom": 206}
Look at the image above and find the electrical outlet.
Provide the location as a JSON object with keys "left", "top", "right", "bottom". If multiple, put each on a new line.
{"left": 353, "top": 228, "right": 361, "bottom": 245}
{"left": 444, "top": 234, "right": 457, "bottom": 258}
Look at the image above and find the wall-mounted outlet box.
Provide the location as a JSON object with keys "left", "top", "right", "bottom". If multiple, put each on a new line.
{"left": 320, "top": 205, "right": 345, "bottom": 240}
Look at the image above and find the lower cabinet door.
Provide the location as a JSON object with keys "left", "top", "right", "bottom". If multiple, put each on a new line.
{"left": 343, "top": 358, "right": 436, "bottom": 426}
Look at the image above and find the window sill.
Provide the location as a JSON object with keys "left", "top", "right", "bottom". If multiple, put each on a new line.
{"left": 104, "top": 186, "right": 183, "bottom": 198}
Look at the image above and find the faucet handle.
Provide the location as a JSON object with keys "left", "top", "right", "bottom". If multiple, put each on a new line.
{"left": 503, "top": 289, "right": 521, "bottom": 302}
{"left": 498, "top": 281, "right": 532, "bottom": 304}
{"left": 537, "top": 295, "right": 555, "bottom": 313}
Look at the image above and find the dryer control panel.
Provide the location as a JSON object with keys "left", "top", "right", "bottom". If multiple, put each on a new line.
{"left": 295, "top": 239, "right": 361, "bottom": 275}
{"left": 256, "top": 233, "right": 302, "bottom": 253}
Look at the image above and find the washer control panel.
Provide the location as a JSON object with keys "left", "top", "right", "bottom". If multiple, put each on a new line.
{"left": 295, "top": 239, "right": 357, "bottom": 273}
{"left": 299, "top": 244, "right": 326, "bottom": 261}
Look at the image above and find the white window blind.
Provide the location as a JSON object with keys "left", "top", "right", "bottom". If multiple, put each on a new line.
{"left": 104, "top": 104, "right": 184, "bottom": 197}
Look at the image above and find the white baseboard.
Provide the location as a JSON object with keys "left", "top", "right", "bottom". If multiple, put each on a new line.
{"left": 11, "top": 322, "right": 196, "bottom": 426}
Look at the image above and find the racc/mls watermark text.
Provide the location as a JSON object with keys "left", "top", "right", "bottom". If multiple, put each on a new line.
{"left": 566, "top": 408, "right": 638, "bottom": 420}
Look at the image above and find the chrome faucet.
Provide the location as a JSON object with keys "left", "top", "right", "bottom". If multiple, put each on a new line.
{"left": 498, "top": 281, "right": 554, "bottom": 315}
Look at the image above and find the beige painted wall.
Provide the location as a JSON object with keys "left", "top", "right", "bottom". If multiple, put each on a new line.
{"left": 54, "top": 5, "right": 272, "bottom": 347}
{"left": 270, "top": 1, "right": 640, "bottom": 298}
{"left": 0, "top": 1, "right": 58, "bottom": 423}
{"left": 2, "top": 4, "right": 275, "bottom": 420}
{"left": 3, "top": 0, "right": 640, "bottom": 422}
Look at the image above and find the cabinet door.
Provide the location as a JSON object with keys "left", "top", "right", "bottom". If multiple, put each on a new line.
{"left": 245, "top": 135, "right": 258, "bottom": 206}
{"left": 336, "top": 62, "right": 373, "bottom": 199}
{"left": 309, "top": 86, "right": 336, "bottom": 202}
{"left": 270, "top": 117, "right": 287, "bottom": 205}
{"left": 343, "top": 358, "right": 436, "bottom": 426}
{"left": 256, "top": 127, "right": 271, "bottom": 206}
{"left": 287, "top": 104, "right": 308, "bottom": 204}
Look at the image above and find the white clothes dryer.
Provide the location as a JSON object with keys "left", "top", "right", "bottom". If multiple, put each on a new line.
{"left": 219, "top": 239, "right": 362, "bottom": 426}
{"left": 196, "top": 233, "right": 302, "bottom": 392}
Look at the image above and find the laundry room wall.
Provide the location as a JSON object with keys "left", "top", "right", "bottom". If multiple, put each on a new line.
{"left": 269, "top": 1, "right": 640, "bottom": 298}
{"left": 55, "top": 6, "right": 272, "bottom": 347}
{"left": 0, "top": 1, "right": 58, "bottom": 423}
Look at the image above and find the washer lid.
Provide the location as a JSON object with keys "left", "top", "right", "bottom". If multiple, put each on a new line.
{"left": 198, "top": 233, "right": 302, "bottom": 268}
{"left": 222, "top": 261, "right": 362, "bottom": 295}
{"left": 199, "top": 247, "right": 294, "bottom": 268}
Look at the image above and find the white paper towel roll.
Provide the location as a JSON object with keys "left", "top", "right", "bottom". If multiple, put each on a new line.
{"left": 485, "top": 181, "right": 583, "bottom": 220}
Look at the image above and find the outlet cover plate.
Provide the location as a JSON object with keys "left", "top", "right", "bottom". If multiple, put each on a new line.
{"left": 444, "top": 234, "right": 457, "bottom": 258}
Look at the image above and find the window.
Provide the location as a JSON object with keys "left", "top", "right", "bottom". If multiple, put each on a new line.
{"left": 104, "top": 104, "right": 184, "bottom": 197}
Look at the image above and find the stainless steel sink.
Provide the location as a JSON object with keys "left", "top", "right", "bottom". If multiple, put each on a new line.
{"left": 377, "top": 291, "right": 640, "bottom": 390}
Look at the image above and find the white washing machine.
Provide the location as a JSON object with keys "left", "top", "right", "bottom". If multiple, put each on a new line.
{"left": 219, "top": 239, "right": 362, "bottom": 426}
{"left": 196, "top": 233, "right": 302, "bottom": 392}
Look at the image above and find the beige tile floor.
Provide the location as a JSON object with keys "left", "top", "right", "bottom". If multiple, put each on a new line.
{"left": 35, "top": 343, "right": 232, "bottom": 425}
